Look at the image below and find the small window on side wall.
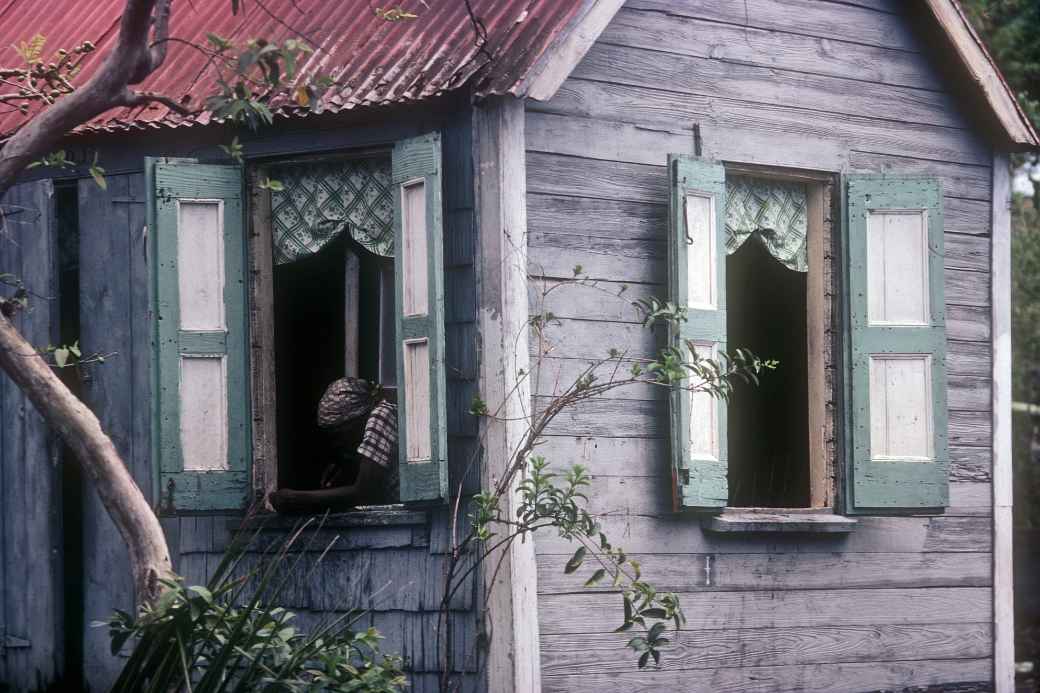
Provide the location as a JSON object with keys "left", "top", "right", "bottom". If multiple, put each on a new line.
{"left": 667, "top": 157, "right": 949, "bottom": 514}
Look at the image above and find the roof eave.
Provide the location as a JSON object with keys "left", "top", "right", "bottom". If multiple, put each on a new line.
{"left": 924, "top": 0, "right": 1039, "bottom": 151}
{"left": 511, "top": 0, "right": 624, "bottom": 103}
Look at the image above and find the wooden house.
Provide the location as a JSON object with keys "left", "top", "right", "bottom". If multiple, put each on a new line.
{"left": 0, "top": 0, "right": 1033, "bottom": 691}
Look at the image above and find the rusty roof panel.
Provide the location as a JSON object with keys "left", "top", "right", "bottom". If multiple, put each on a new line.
{"left": 0, "top": 0, "right": 585, "bottom": 137}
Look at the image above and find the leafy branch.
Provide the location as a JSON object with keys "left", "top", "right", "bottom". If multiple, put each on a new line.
{"left": 439, "top": 266, "right": 776, "bottom": 674}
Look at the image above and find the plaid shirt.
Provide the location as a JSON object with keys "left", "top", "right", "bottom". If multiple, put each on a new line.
{"left": 357, "top": 400, "right": 397, "bottom": 470}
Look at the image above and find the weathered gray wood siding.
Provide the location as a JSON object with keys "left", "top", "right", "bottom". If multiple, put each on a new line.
{"left": 159, "top": 511, "right": 480, "bottom": 693}
{"left": 0, "top": 180, "right": 64, "bottom": 691}
{"left": 77, "top": 172, "right": 152, "bottom": 689}
{"left": 525, "top": 1, "right": 994, "bottom": 690}
{"left": 69, "top": 110, "right": 482, "bottom": 691}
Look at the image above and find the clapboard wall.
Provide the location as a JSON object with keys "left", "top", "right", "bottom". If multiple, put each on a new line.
{"left": 61, "top": 102, "right": 482, "bottom": 692}
{"left": 0, "top": 180, "right": 64, "bottom": 691}
{"left": 525, "top": 1, "right": 995, "bottom": 691}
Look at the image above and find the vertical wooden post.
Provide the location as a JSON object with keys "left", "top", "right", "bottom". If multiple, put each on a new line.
{"left": 248, "top": 170, "right": 277, "bottom": 504}
{"left": 343, "top": 247, "right": 360, "bottom": 377}
{"left": 991, "top": 151, "right": 1014, "bottom": 693}
{"left": 806, "top": 182, "right": 829, "bottom": 508}
{"left": 474, "top": 96, "right": 540, "bottom": 693}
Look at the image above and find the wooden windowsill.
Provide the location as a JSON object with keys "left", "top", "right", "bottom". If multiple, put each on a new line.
{"left": 703, "top": 508, "right": 857, "bottom": 534}
{"left": 232, "top": 504, "right": 428, "bottom": 531}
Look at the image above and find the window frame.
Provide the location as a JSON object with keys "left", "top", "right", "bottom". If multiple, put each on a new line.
{"left": 245, "top": 148, "right": 394, "bottom": 505}
{"left": 713, "top": 163, "right": 841, "bottom": 512}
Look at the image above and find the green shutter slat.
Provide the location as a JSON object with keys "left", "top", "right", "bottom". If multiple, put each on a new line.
{"left": 149, "top": 157, "right": 251, "bottom": 512}
{"left": 668, "top": 155, "right": 729, "bottom": 509}
{"left": 845, "top": 175, "right": 949, "bottom": 513}
{"left": 393, "top": 133, "right": 448, "bottom": 503}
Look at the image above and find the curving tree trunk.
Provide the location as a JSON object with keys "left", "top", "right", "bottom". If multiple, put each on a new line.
{"left": 0, "top": 0, "right": 183, "bottom": 605}
{"left": 0, "top": 312, "right": 174, "bottom": 601}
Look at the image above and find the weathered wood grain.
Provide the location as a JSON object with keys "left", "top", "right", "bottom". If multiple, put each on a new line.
{"left": 527, "top": 316, "right": 990, "bottom": 378}
{"left": 79, "top": 173, "right": 154, "bottom": 688}
{"left": 538, "top": 551, "right": 990, "bottom": 594}
{"left": 602, "top": 7, "right": 944, "bottom": 90}
{"left": 529, "top": 469, "right": 987, "bottom": 518}
{"left": 532, "top": 432, "right": 990, "bottom": 484}
{"left": 541, "top": 622, "right": 990, "bottom": 675}
{"left": 540, "top": 658, "right": 992, "bottom": 693}
{"left": 534, "top": 79, "right": 992, "bottom": 166}
{"left": 539, "top": 587, "right": 990, "bottom": 634}
{"left": 534, "top": 511, "right": 991, "bottom": 555}
{"left": 624, "top": 0, "right": 920, "bottom": 51}
{"left": 850, "top": 150, "right": 991, "bottom": 202}
{"left": 529, "top": 225, "right": 990, "bottom": 282}
{"left": 0, "top": 179, "right": 63, "bottom": 689}
{"left": 530, "top": 354, "right": 991, "bottom": 414}
{"left": 527, "top": 153, "right": 991, "bottom": 238}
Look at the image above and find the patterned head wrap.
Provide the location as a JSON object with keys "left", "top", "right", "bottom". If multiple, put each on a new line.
{"left": 317, "top": 377, "right": 375, "bottom": 429}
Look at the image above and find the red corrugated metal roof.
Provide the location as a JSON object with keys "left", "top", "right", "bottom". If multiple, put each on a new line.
{"left": 0, "top": 0, "right": 585, "bottom": 137}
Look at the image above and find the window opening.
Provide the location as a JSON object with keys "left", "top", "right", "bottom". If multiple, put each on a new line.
{"left": 266, "top": 157, "right": 398, "bottom": 512}
{"left": 723, "top": 173, "right": 832, "bottom": 508}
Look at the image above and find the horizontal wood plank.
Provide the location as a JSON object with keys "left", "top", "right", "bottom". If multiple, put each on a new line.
{"left": 602, "top": 7, "right": 944, "bottom": 90}
{"left": 541, "top": 622, "right": 991, "bottom": 675}
{"left": 541, "top": 658, "right": 992, "bottom": 693}
{"left": 527, "top": 316, "right": 990, "bottom": 376}
{"left": 850, "top": 150, "right": 991, "bottom": 202}
{"left": 528, "top": 226, "right": 990, "bottom": 282}
{"left": 538, "top": 552, "right": 990, "bottom": 594}
{"left": 534, "top": 79, "right": 992, "bottom": 166}
{"left": 531, "top": 434, "right": 990, "bottom": 485}
{"left": 572, "top": 43, "right": 971, "bottom": 130}
{"left": 538, "top": 587, "right": 991, "bottom": 634}
{"left": 534, "top": 512, "right": 990, "bottom": 555}
{"left": 530, "top": 471, "right": 987, "bottom": 518}
{"left": 623, "top": 0, "right": 920, "bottom": 52}
{"left": 527, "top": 153, "right": 991, "bottom": 237}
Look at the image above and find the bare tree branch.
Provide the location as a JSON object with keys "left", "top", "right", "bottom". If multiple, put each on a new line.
{"left": 145, "top": 0, "right": 174, "bottom": 76}
{"left": 0, "top": 0, "right": 183, "bottom": 604}
{"left": 0, "top": 0, "right": 169, "bottom": 197}
{"left": 119, "top": 88, "right": 194, "bottom": 115}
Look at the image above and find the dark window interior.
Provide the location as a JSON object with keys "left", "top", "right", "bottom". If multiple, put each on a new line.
{"left": 273, "top": 234, "right": 393, "bottom": 491}
{"left": 726, "top": 237, "right": 810, "bottom": 507}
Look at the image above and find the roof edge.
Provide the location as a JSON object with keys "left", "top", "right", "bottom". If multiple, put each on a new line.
{"left": 924, "top": 0, "right": 1039, "bottom": 150}
{"left": 516, "top": 0, "right": 624, "bottom": 102}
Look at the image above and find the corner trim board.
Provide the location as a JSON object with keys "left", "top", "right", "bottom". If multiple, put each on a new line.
{"left": 991, "top": 152, "right": 1013, "bottom": 693}
{"left": 474, "top": 96, "right": 540, "bottom": 693}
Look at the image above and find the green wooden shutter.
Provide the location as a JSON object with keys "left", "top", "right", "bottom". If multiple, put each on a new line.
{"left": 846, "top": 175, "right": 949, "bottom": 512}
{"left": 668, "top": 155, "right": 728, "bottom": 509}
{"left": 393, "top": 134, "right": 448, "bottom": 503}
{"left": 149, "top": 158, "right": 251, "bottom": 512}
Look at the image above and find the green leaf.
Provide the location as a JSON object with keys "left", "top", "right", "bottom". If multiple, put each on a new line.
{"left": 563, "top": 546, "right": 586, "bottom": 574}
{"left": 53, "top": 347, "right": 68, "bottom": 368}
{"left": 583, "top": 568, "right": 606, "bottom": 587}
{"left": 206, "top": 32, "right": 234, "bottom": 51}
{"left": 189, "top": 585, "right": 214, "bottom": 604}
{"left": 648, "top": 622, "right": 666, "bottom": 642}
{"left": 638, "top": 651, "right": 650, "bottom": 669}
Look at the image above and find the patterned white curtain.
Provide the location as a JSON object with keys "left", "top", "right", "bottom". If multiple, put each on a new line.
{"left": 725, "top": 175, "right": 808, "bottom": 272}
{"left": 270, "top": 158, "right": 393, "bottom": 265}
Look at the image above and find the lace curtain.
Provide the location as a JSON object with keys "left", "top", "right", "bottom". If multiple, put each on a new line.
{"left": 270, "top": 158, "right": 393, "bottom": 265}
{"left": 725, "top": 175, "right": 808, "bottom": 272}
